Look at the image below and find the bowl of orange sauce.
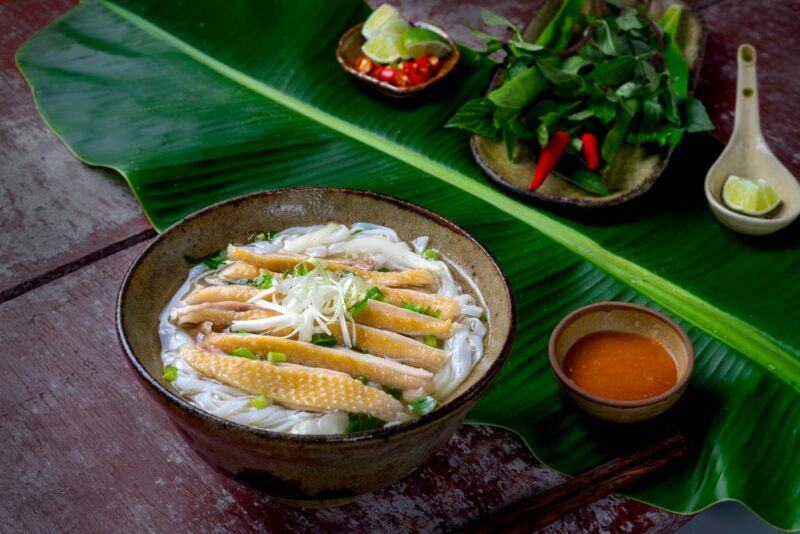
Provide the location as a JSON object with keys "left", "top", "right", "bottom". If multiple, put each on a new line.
{"left": 549, "top": 302, "right": 694, "bottom": 423}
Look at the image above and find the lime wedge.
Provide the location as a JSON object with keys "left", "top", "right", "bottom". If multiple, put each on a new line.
{"left": 401, "top": 28, "right": 452, "bottom": 58}
{"left": 722, "top": 175, "right": 781, "bottom": 216}
{"left": 362, "top": 32, "right": 409, "bottom": 64}
{"left": 362, "top": 4, "right": 410, "bottom": 39}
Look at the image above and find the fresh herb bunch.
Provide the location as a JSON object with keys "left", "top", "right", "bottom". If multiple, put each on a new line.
{"left": 446, "top": 0, "right": 713, "bottom": 195}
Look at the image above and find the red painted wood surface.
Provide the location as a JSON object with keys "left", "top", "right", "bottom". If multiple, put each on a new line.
{"left": 1, "top": 0, "right": 798, "bottom": 531}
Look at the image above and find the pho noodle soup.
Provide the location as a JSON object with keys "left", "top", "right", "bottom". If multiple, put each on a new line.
{"left": 159, "top": 222, "right": 488, "bottom": 435}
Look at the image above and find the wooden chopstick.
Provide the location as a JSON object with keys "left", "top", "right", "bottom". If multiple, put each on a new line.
{"left": 464, "top": 432, "right": 688, "bottom": 532}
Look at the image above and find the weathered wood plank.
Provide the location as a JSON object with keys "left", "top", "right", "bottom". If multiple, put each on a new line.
{"left": 695, "top": 0, "right": 800, "bottom": 177}
{"left": 0, "top": 243, "right": 687, "bottom": 533}
{"left": 0, "top": 0, "right": 151, "bottom": 294}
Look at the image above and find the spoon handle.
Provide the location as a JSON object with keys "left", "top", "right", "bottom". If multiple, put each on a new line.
{"left": 734, "top": 44, "right": 763, "bottom": 143}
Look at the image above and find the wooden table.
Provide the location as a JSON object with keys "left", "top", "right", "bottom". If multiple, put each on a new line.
{"left": 2, "top": 1, "right": 797, "bottom": 531}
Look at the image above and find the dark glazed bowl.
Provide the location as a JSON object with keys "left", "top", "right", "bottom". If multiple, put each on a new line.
{"left": 472, "top": 0, "right": 707, "bottom": 208}
{"left": 336, "top": 22, "right": 459, "bottom": 98}
{"left": 117, "top": 187, "right": 515, "bottom": 506}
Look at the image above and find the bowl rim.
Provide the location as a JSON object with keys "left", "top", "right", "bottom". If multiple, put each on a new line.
{"left": 548, "top": 301, "right": 694, "bottom": 408}
{"left": 335, "top": 21, "right": 460, "bottom": 95}
{"left": 116, "top": 186, "right": 516, "bottom": 444}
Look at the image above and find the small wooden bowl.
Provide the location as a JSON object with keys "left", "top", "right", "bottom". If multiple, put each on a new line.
{"left": 336, "top": 22, "right": 459, "bottom": 98}
{"left": 549, "top": 302, "right": 694, "bottom": 423}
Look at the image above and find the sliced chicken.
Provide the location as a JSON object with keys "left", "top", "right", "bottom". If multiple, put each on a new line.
{"left": 179, "top": 344, "right": 406, "bottom": 421}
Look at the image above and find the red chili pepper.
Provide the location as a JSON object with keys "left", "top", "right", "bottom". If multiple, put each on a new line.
{"left": 354, "top": 55, "right": 373, "bottom": 74}
{"left": 377, "top": 67, "right": 396, "bottom": 84}
{"left": 580, "top": 132, "right": 601, "bottom": 171}
{"left": 529, "top": 130, "right": 570, "bottom": 191}
{"left": 393, "top": 69, "right": 411, "bottom": 87}
{"left": 408, "top": 71, "right": 426, "bottom": 86}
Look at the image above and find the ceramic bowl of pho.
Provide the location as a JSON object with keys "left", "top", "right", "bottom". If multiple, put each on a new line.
{"left": 549, "top": 302, "right": 694, "bottom": 423}
{"left": 117, "top": 187, "right": 515, "bottom": 506}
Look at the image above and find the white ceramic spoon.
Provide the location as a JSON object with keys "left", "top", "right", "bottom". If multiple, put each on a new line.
{"left": 704, "top": 44, "right": 800, "bottom": 236}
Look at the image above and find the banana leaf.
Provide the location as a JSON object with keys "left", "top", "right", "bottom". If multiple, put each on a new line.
{"left": 17, "top": 0, "right": 800, "bottom": 528}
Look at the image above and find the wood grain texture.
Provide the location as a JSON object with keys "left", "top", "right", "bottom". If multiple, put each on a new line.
{"left": 0, "top": 243, "right": 689, "bottom": 533}
{"left": 5, "top": 0, "right": 799, "bottom": 531}
{"left": 0, "top": 0, "right": 151, "bottom": 294}
{"left": 694, "top": 0, "right": 800, "bottom": 178}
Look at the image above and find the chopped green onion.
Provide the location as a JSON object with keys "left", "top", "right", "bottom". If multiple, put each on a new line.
{"left": 345, "top": 413, "right": 385, "bottom": 433}
{"left": 254, "top": 232, "right": 267, "bottom": 241}
{"left": 409, "top": 395, "right": 439, "bottom": 416}
{"left": 162, "top": 365, "right": 178, "bottom": 382}
{"left": 229, "top": 347, "right": 258, "bottom": 359}
{"left": 480, "top": 311, "right": 488, "bottom": 322}
{"left": 250, "top": 395, "right": 272, "bottom": 409}
{"left": 382, "top": 385, "right": 403, "bottom": 401}
{"left": 352, "top": 346, "right": 368, "bottom": 354}
{"left": 377, "top": 267, "right": 390, "bottom": 272}
{"left": 423, "top": 249, "right": 439, "bottom": 260}
{"left": 184, "top": 250, "right": 227, "bottom": 270}
{"left": 293, "top": 263, "right": 310, "bottom": 276}
{"left": 267, "top": 351, "right": 286, "bottom": 362}
{"left": 311, "top": 333, "right": 337, "bottom": 347}
{"left": 401, "top": 302, "right": 441, "bottom": 318}
{"left": 402, "top": 302, "right": 424, "bottom": 314}
{"left": 248, "top": 272, "right": 272, "bottom": 289}
{"left": 352, "top": 229, "right": 363, "bottom": 235}
{"left": 365, "top": 287, "right": 386, "bottom": 302}
{"left": 425, "top": 335, "right": 438, "bottom": 347}
{"left": 236, "top": 329, "right": 249, "bottom": 336}
{"left": 355, "top": 375, "right": 369, "bottom": 385}
{"left": 348, "top": 296, "right": 369, "bottom": 315}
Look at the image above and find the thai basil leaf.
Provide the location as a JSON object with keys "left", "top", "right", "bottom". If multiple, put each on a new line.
{"left": 636, "top": 59, "right": 660, "bottom": 92}
{"left": 567, "top": 109, "right": 594, "bottom": 121}
{"left": 488, "top": 66, "right": 547, "bottom": 116}
{"left": 502, "top": 124, "right": 517, "bottom": 162}
{"left": 507, "top": 59, "right": 532, "bottom": 80}
{"left": 627, "top": 124, "right": 681, "bottom": 146}
{"left": 589, "top": 56, "right": 636, "bottom": 84}
{"left": 590, "top": 101, "right": 617, "bottom": 124}
{"left": 558, "top": 154, "right": 610, "bottom": 195}
{"left": 445, "top": 98, "right": 501, "bottom": 140}
{"left": 536, "top": 123, "right": 549, "bottom": 148}
{"left": 509, "top": 117, "right": 536, "bottom": 140}
{"left": 468, "top": 29, "right": 506, "bottom": 55}
{"left": 615, "top": 81, "right": 640, "bottom": 98}
{"left": 601, "top": 99, "right": 639, "bottom": 162}
{"left": 534, "top": 0, "right": 584, "bottom": 49}
{"left": 658, "top": 6, "right": 689, "bottom": 98}
{"left": 641, "top": 95, "right": 664, "bottom": 132}
{"left": 683, "top": 98, "right": 714, "bottom": 132}
{"left": 662, "top": 75, "right": 681, "bottom": 125}
{"left": 617, "top": 9, "right": 643, "bottom": 31}
{"left": 481, "top": 8, "right": 522, "bottom": 40}
{"left": 536, "top": 60, "right": 581, "bottom": 88}
{"left": 561, "top": 55, "right": 592, "bottom": 75}
{"left": 510, "top": 39, "right": 545, "bottom": 52}
{"left": 595, "top": 20, "right": 623, "bottom": 56}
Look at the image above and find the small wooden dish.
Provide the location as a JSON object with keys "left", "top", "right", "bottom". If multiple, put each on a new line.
{"left": 336, "top": 22, "right": 459, "bottom": 98}
{"left": 549, "top": 302, "right": 694, "bottom": 423}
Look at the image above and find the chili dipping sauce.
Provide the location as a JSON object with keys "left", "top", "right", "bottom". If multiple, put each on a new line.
{"left": 563, "top": 331, "right": 677, "bottom": 401}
